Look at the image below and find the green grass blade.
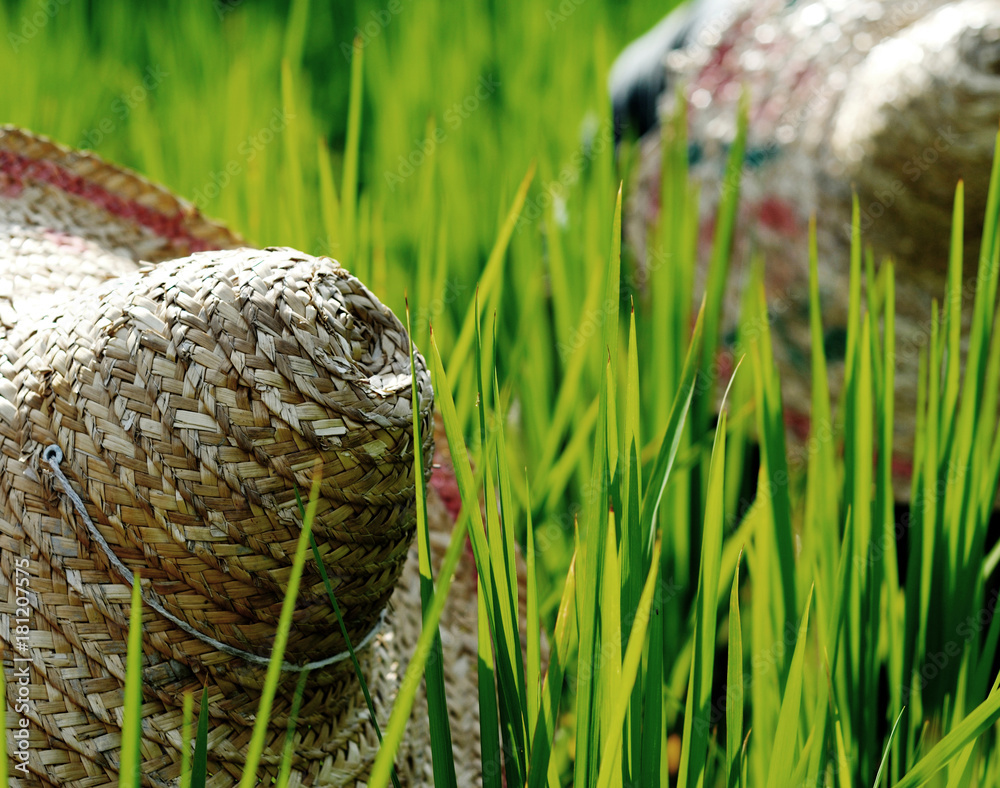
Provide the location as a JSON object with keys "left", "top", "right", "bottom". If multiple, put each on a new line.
{"left": 475, "top": 308, "right": 528, "bottom": 784}
{"left": 599, "top": 508, "right": 623, "bottom": 783}
{"left": 299, "top": 496, "right": 401, "bottom": 788}
{"left": 603, "top": 183, "right": 623, "bottom": 383}
{"left": 238, "top": 467, "right": 322, "bottom": 788}
{"left": 807, "top": 509, "right": 854, "bottom": 785}
{"left": 789, "top": 726, "right": 818, "bottom": 788}
{"left": 281, "top": 0, "right": 309, "bottom": 65}
{"left": 341, "top": 36, "right": 363, "bottom": 258}
{"left": 726, "top": 558, "right": 744, "bottom": 788}
{"left": 373, "top": 326, "right": 502, "bottom": 788}
{"left": 843, "top": 194, "right": 863, "bottom": 406}
{"left": 448, "top": 163, "right": 537, "bottom": 383}
{"left": 895, "top": 686, "right": 1000, "bottom": 788}
{"left": 963, "top": 132, "right": 1000, "bottom": 410}
{"left": 119, "top": 572, "right": 144, "bottom": 788}
{"left": 850, "top": 313, "right": 875, "bottom": 764}
{"left": 479, "top": 579, "right": 504, "bottom": 788}
{"left": 190, "top": 688, "right": 210, "bottom": 788}
{"left": 575, "top": 352, "right": 612, "bottom": 788}
{"left": 640, "top": 553, "right": 666, "bottom": 784}
{"left": 873, "top": 708, "right": 906, "bottom": 788}
{"left": 408, "top": 302, "right": 458, "bottom": 788}
{"left": 828, "top": 508, "right": 854, "bottom": 679}
{"left": 943, "top": 740, "right": 978, "bottom": 788}
{"left": 526, "top": 475, "right": 541, "bottom": 744}
{"left": 275, "top": 670, "right": 311, "bottom": 788}
{"left": 537, "top": 249, "right": 610, "bottom": 487}
{"left": 749, "top": 275, "right": 797, "bottom": 634}
{"left": 880, "top": 262, "right": 902, "bottom": 764}
{"left": 914, "top": 302, "right": 941, "bottom": 732}
{"left": 368, "top": 496, "right": 473, "bottom": 788}
{"left": 942, "top": 181, "right": 965, "bottom": 429}
{"left": 544, "top": 395, "right": 601, "bottom": 511}
{"left": 489, "top": 390, "right": 530, "bottom": 783}
{"left": 527, "top": 552, "right": 577, "bottom": 788}
{"left": 765, "top": 587, "right": 814, "bottom": 788}
{"left": 639, "top": 303, "right": 705, "bottom": 544}
{"left": 623, "top": 303, "right": 642, "bottom": 574}
{"left": 805, "top": 214, "right": 837, "bottom": 548}
{"left": 426, "top": 329, "right": 497, "bottom": 640}
{"left": 834, "top": 717, "right": 854, "bottom": 788}
{"left": 678, "top": 411, "right": 727, "bottom": 788}
{"left": 316, "top": 137, "right": 341, "bottom": 258}
{"left": 279, "top": 60, "right": 306, "bottom": 247}
{"left": 695, "top": 91, "right": 748, "bottom": 440}
{"left": 180, "top": 692, "right": 193, "bottom": 788}
{"left": 595, "top": 538, "right": 664, "bottom": 788}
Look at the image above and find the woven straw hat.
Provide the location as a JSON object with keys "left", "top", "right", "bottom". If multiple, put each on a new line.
{"left": 623, "top": 0, "right": 1000, "bottom": 496}
{"left": 0, "top": 126, "right": 482, "bottom": 787}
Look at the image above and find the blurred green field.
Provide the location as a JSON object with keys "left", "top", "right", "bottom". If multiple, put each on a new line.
{"left": 8, "top": 0, "right": 1000, "bottom": 786}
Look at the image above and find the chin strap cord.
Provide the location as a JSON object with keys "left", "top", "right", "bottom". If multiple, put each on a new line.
{"left": 42, "top": 443, "right": 383, "bottom": 672}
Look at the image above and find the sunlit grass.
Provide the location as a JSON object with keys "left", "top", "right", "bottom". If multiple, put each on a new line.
{"left": 6, "top": 0, "right": 1000, "bottom": 785}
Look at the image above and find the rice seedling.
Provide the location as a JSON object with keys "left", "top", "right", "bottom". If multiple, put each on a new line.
{"left": 6, "top": 1, "right": 1000, "bottom": 786}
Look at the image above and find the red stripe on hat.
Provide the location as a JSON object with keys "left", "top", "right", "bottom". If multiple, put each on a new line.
{"left": 0, "top": 150, "right": 216, "bottom": 252}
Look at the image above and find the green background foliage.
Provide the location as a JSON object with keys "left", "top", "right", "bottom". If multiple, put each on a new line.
{"left": 6, "top": 1, "right": 1000, "bottom": 785}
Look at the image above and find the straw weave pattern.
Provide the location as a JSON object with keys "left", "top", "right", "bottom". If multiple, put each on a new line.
{"left": 0, "top": 126, "right": 452, "bottom": 787}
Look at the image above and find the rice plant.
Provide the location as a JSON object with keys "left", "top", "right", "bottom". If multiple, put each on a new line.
{"left": 5, "top": 0, "right": 1000, "bottom": 786}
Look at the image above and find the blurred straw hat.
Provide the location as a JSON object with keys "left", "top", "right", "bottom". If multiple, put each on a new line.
{"left": 619, "top": 0, "right": 1000, "bottom": 495}
{"left": 0, "top": 126, "right": 481, "bottom": 787}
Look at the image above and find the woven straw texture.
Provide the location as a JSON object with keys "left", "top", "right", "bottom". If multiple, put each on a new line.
{"left": 0, "top": 126, "right": 483, "bottom": 787}
{"left": 626, "top": 0, "right": 1000, "bottom": 495}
